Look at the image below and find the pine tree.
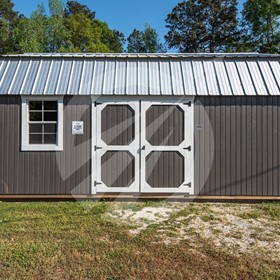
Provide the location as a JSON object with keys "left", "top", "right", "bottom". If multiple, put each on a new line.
{"left": 127, "top": 29, "right": 146, "bottom": 53}
{"left": 65, "top": 0, "right": 95, "bottom": 20}
{"left": 165, "top": 0, "right": 240, "bottom": 52}
{"left": 127, "top": 25, "right": 166, "bottom": 53}
{"left": 241, "top": 0, "right": 280, "bottom": 53}
{"left": 0, "top": 0, "right": 19, "bottom": 53}
{"left": 142, "top": 25, "right": 166, "bottom": 53}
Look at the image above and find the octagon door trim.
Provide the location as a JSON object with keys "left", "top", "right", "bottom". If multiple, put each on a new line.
{"left": 93, "top": 100, "right": 140, "bottom": 193}
{"left": 140, "top": 100, "right": 194, "bottom": 194}
{"left": 92, "top": 97, "right": 194, "bottom": 194}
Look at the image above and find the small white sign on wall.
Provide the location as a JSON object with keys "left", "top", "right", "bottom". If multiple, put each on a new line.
{"left": 72, "top": 121, "right": 84, "bottom": 135}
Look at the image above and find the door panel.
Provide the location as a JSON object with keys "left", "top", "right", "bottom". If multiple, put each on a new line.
{"left": 140, "top": 100, "right": 194, "bottom": 194}
{"left": 93, "top": 98, "right": 194, "bottom": 194}
{"left": 94, "top": 101, "right": 140, "bottom": 192}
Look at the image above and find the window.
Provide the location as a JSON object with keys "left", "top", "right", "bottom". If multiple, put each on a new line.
{"left": 22, "top": 97, "right": 63, "bottom": 151}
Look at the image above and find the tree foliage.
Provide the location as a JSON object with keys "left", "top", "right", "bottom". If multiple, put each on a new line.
{"left": 0, "top": 0, "right": 18, "bottom": 53}
{"left": 64, "top": 1, "right": 124, "bottom": 53}
{"left": 1, "top": 0, "right": 125, "bottom": 54}
{"left": 64, "top": 14, "right": 110, "bottom": 52}
{"left": 48, "top": 0, "right": 67, "bottom": 52}
{"left": 4, "top": 0, "right": 279, "bottom": 54}
{"left": 127, "top": 29, "right": 145, "bottom": 53}
{"left": 65, "top": 0, "right": 95, "bottom": 20}
{"left": 127, "top": 25, "right": 166, "bottom": 53}
{"left": 165, "top": 0, "right": 240, "bottom": 52}
{"left": 108, "top": 30, "right": 126, "bottom": 53}
{"left": 241, "top": 0, "right": 280, "bottom": 53}
{"left": 15, "top": 4, "right": 48, "bottom": 53}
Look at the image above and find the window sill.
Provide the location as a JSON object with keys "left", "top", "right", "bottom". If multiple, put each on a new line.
{"left": 21, "top": 144, "right": 63, "bottom": 151}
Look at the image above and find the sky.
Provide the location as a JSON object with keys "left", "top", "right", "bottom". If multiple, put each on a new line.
{"left": 12, "top": 0, "right": 245, "bottom": 49}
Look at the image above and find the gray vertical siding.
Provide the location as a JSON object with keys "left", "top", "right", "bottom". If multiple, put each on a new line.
{"left": 146, "top": 151, "right": 184, "bottom": 188}
{"left": 145, "top": 105, "right": 184, "bottom": 146}
{"left": 101, "top": 105, "right": 135, "bottom": 146}
{"left": 144, "top": 105, "right": 185, "bottom": 188}
{"left": 1, "top": 95, "right": 280, "bottom": 196}
{"left": 194, "top": 96, "right": 280, "bottom": 196}
{"left": 101, "top": 151, "right": 135, "bottom": 188}
{"left": 0, "top": 95, "right": 91, "bottom": 195}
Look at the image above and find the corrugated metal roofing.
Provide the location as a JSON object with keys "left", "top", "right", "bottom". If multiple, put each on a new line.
{"left": 0, "top": 53, "right": 279, "bottom": 96}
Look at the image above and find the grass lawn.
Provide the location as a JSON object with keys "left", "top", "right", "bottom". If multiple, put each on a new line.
{"left": 0, "top": 201, "right": 279, "bottom": 279}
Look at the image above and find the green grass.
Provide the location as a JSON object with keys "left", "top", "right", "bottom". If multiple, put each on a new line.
{"left": 238, "top": 202, "right": 280, "bottom": 220}
{"left": 259, "top": 202, "right": 280, "bottom": 219}
{"left": 0, "top": 202, "right": 279, "bottom": 279}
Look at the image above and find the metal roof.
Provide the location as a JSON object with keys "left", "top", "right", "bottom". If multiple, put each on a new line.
{"left": 0, "top": 53, "right": 279, "bottom": 96}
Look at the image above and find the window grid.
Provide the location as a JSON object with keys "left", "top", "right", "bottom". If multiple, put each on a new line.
{"left": 28, "top": 101, "right": 58, "bottom": 145}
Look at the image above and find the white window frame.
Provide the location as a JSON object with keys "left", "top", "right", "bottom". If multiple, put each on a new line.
{"left": 21, "top": 96, "right": 64, "bottom": 151}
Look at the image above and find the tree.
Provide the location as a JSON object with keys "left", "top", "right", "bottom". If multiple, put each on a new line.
{"left": 110, "top": 30, "right": 126, "bottom": 52}
{"left": 0, "top": 0, "right": 19, "bottom": 53}
{"left": 127, "top": 25, "right": 166, "bottom": 53}
{"left": 64, "top": 15, "right": 124, "bottom": 53}
{"left": 2, "top": 0, "right": 125, "bottom": 54}
{"left": 127, "top": 29, "right": 145, "bottom": 53}
{"left": 15, "top": 4, "right": 48, "bottom": 53}
{"left": 241, "top": 0, "right": 280, "bottom": 53}
{"left": 65, "top": 0, "right": 95, "bottom": 20}
{"left": 64, "top": 14, "right": 110, "bottom": 52}
{"left": 142, "top": 25, "right": 166, "bottom": 53}
{"left": 94, "top": 20, "right": 125, "bottom": 52}
{"left": 48, "top": 0, "right": 67, "bottom": 52}
{"left": 64, "top": 1, "right": 125, "bottom": 53}
{"left": 165, "top": 0, "right": 240, "bottom": 52}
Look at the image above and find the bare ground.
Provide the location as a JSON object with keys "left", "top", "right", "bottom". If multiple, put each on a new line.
{"left": 109, "top": 202, "right": 280, "bottom": 262}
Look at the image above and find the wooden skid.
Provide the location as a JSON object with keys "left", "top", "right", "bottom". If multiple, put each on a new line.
{"left": 0, "top": 194, "right": 280, "bottom": 201}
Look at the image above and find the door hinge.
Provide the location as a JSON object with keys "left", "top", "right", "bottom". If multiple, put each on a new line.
{"left": 184, "top": 101, "right": 192, "bottom": 107}
{"left": 94, "top": 145, "right": 102, "bottom": 151}
{"left": 183, "top": 145, "right": 191, "bottom": 151}
{"left": 94, "top": 181, "right": 102, "bottom": 186}
{"left": 94, "top": 101, "right": 102, "bottom": 107}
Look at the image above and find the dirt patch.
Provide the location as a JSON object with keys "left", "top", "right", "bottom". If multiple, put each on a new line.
{"left": 110, "top": 206, "right": 176, "bottom": 234}
{"left": 109, "top": 203, "right": 280, "bottom": 261}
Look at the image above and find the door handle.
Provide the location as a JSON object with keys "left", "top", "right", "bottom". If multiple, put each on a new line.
{"left": 183, "top": 146, "right": 191, "bottom": 151}
{"left": 137, "top": 145, "right": 145, "bottom": 154}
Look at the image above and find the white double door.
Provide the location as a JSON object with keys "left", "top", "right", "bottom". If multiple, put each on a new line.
{"left": 92, "top": 98, "right": 194, "bottom": 194}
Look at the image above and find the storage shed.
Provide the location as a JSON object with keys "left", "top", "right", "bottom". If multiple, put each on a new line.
{"left": 0, "top": 53, "right": 280, "bottom": 199}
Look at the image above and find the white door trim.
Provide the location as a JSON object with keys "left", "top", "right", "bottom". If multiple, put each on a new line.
{"left": 93, "top": 99, "right": 140, "bottom": 193}
{"left": 91, "top": 96, "right": 194, "bottom": 194}
{"left": 140, "top": 98, "right": 194, "bottom": 194}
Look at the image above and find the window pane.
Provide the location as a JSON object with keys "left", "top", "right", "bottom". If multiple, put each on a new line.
{"left": 44, "top": 112, "right": 57, "bottom": 121}
{"left": 29, "top": 101, "right": 42, "bottom": 110}
{"left": 30, "top": 112, "right": 42, "bottom": 121}
{"left": 29, "top": 134, "right": 43, "bottom": 144}
{"left": 44, "top": 124, "right": 57, "bottom": 133}
{"left": 44, "top": 134, "right": 57, "bottom": 144}
{"left": 29, "top": 124, "right": 43, "bottom": 133}
{"left": 44, "top": 101, "right": 57, "bottom": 110}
